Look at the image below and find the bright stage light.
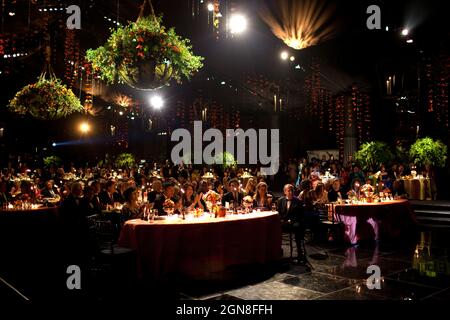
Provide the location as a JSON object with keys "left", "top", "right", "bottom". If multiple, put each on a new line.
{"left": 150, "top": 95, "right": 164, "bottom": 109}
{"left": 79, "top": 122, "right": 91, "bottom": 134}
{"left": 290, "top": 56, "right": 295, "bottom": 62}
{"left": 229, "top": 14, "right": 247, "bottom": 34}
{"left": 207, "top": 3, "right": 214, "bottom": 12}
{"left": 401, "top": 28, "right": 409, "bottom": 36}
{"left": 280, "top": 51, "right": 289, "bottom": 60}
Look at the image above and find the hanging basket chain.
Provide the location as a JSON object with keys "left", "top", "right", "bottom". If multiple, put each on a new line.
{"left": 138, "top": 0, "right": 157, "bottom": 21}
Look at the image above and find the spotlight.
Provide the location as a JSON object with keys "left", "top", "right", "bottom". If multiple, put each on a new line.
{"left": 280, "top": 51, "right": 289, "bottom": 60}
{"left": 401, "top": 28, "right": 409, "bottom": 36}
{"left": 150, "top": 95, "right": 164, "bottom": 109}
{"left": 406, "top": 39, "right": 414, "bottom": 43}
{"left": 289, "top": 56, "right": 295, "bottom": 62}
{"left": 229, "top": 14, "right": 247, "bottom": 34}
{"left": 79, "top": 122, "right": 91, "bottom": 134}
{"left": 207, "top": 3, "right": 214, "bottom": 12}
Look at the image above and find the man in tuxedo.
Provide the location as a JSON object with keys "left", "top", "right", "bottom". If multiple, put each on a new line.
{"left": 99, "top": 180, "right": 117, "bottom": 208}
{"left": 221, "top": 179, "right": 244, "bottom": 207}
{"left": 147, "top": 180, "right": 162, "bottom": 204}
{"left": 153, "top": 182, "right": 176, "bottom": 215}
{"left": 277, "top": 184, "right": 307, "bottom": 265}
{"left": 41, "top": 180, "right": 59, "bottom": 198}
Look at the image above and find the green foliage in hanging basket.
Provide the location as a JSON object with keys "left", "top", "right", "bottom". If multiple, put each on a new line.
{"left": 409, "top": 137, "right": 447, "bottom": 168}
{"left": 115, "top": 153, "right": 136, "bottom": 169}
{"left": 8, "top": 77, "right": 83, "bottom": 120}
{"left": 86, "top": 16, "right": 204, "bottom": 90}
{"left": 353, "top": 141, "right": 394, "bottom": 171}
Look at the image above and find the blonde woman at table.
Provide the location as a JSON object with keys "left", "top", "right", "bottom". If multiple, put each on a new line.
{"left": 121, "top": 187, "right": 145, "bottom": 223}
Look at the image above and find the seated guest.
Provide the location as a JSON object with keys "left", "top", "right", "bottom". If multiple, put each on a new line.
{"left": 213, "top": 180, "right": 224, "bottom": 197}
{"left": 0, "top": 181, "right": 10, "bottom": 205}
{"left": 90, "top": 180, "right": 102, "bottom": 212}
{"left": 253, "top": 182, "right": 271, "bottom": 210}
{"left": 147, "top": 180, "right": 162, "bottom": 203}
{"left": 113, "top": 182, "right": 126, "bottom": 203}
{"left": 60, "top": 182, "right": 92, "bottom": 264}
{"left": 99, "top": 180, "right": 117, "bottom": 208}
{"left": 328, "top": 179, "right": 345, "bottom": 202}
{"left": 80, "top": 185, "right": 101, "bottom": 216}
{"left": 181, "top": 183, "right": 195, "bottom": 208}
{"left": 181, "top": 183, "right": 204, "bottom": 209}
{"left": 121, "top": 187, "right": 143, "bottom": 223}
{"left": 244, "top": 178, "right": 257, "bottom": 197}
{"left": 153, "top": 182, "right": 176, "bottom": 215}
{"left": 277, "top": 184, "right": 307, "bottom": 264}
{"left": 41, "top": 180, "right": 59, "bottom": 198}
{"left": 20, "top": 181, "right": 36, "bottom": 203}
{"left": 392, "top": 180, "right": 407, "bottom": 199}
{"left": 62, "top": 182, "right": 84, "bottom": 210}
{"left": 298, "top": 180, "right": 312, "bottom": 202}
{"left": 222, "top": 179, "right": 244, "bottom": 207}
{"left": 310, "top": 182, "right": 328, "bottom": 207}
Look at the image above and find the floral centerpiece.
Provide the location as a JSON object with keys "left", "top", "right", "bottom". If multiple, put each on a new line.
{"left": 86, "top": 16, "right": 203, "bottom": 90}
{"left": 163, "top": 199, "right": 175, "bottom": 215}
{"left": 8, "top": 75, "right": 83, "bottom": 120}
{"left": 243, "top": 196, "right": 253, "bottom": 210}
{"left": 202, "top": 190, "right": 221, "bottom": 213}
{"left": 361, "top": 184, "right": 378, "bottom": 203}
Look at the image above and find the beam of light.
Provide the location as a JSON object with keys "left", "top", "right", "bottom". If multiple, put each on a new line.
{"left": 53, "top": 136, "right": 107, "bottom": 147}
{"left": 260, "top": 0, "right": 336, "bottom": 50}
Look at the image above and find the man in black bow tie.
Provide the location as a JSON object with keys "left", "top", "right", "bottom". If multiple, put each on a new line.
{"left": 277, "top": 184, "right": 307, "bottom": 265}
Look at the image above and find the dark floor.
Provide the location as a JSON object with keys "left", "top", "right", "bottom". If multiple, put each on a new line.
{"left": 2, "top": 228, "right": 450, "bottom": 303}
{"left": 178, "top": 229, "right": 450, "bottom": 301}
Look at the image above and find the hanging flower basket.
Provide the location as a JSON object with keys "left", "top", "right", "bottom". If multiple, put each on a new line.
{"left": 86, "top": 16, "right": 203, "bottom": 90}
{"left": 8, "top": 74, "right": 83, "bottom": 120}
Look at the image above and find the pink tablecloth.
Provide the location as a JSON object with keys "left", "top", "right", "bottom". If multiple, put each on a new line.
{"left": 118, "top": 212, "right": 282, "bottom": 280}
{"left": 334, "top": 200, "right": 417, "bottom": 243}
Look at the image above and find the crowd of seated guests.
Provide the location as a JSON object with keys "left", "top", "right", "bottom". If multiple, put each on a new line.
{"left": 0, "top": 156, "right": 428, "bottom": 266}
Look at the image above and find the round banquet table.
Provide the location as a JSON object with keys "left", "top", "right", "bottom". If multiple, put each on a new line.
{"left": 118, "top": 211, "right": 282, "bottom": 280}
{"left": 333, "top": 199, "right": 417, "bottom": 242}
{"left": 0, "top": 206, "right": 61, "bottom": 272}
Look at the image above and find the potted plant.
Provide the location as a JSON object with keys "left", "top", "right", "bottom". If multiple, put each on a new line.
{"left": 86, "top": 9, "right": 203, "bottom": 90}
{"left": 43, "top": 156, "right": 62, "bottom": 168}
{"left": 409, "top": 137, "right": 447, "bottom": 168}
{"left": 353, "top": 141, "right": 394, "bottom": 172}
{"left": 114, "top": 153, "right": 136, "bottom": 169}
